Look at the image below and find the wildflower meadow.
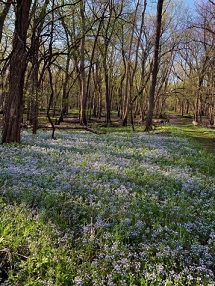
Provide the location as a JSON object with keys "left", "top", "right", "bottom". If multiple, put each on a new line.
{"left": 0, "top": 129, "right": 215, "bottom": 285}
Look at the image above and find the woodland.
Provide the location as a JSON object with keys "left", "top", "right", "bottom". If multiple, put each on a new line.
{"left": 0, "top": 0, "right": 214, "bottom": 142}
{"left": 0, "top": 1, "right": 215, "bottom": 285}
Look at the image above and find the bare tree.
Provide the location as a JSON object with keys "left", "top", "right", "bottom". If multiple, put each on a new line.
{"left": 2, "top": 0, "right": 32, "bottom": 143}
{"left": 29, "top": 0, "right": 49, "bottom": 133}
{"left": 79, "top": 0, "right": 88, "bottom": 125}
{"left": 145, "top": 0, "right": 164, "bottom": 131}
{"left": 122, "top": 0, "right": 147, "bottom": 127}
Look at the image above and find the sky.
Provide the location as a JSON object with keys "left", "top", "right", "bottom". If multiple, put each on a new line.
{"left": 186, "top": 0, "right": 195, "bottom": 5}
{"left": 185, "top": 0, "right": 198, "bottom": 9}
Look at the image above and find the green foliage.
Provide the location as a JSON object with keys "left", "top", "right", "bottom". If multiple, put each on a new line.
{"left": 0, "top": 198, "right": 76, "bottom": 285}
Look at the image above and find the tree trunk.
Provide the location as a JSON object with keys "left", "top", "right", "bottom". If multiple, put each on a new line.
{"left": 30, "top": 0, "right": 49, "bottom": 133}
{"left": 31, "top": 59, "right": 39, "bottom": 134}
{"left": 122, "top": 0, "right": 147, "bottom": 126}
{"left": 104, "top": 62, "right": 111, "bottom": 124}
{"left": 145, "top": 0, "right": 164, "bottom": 132}
{"left": 58, "top": 55, "right": 70, "bottom": 124}
{"left": 47, "top": 66, "right": 56, "bottom": 139}
{"left": 79, "top": 0, "right": 88, "bottom": 126}
{"left": 2, "top": 0, "right": 32, "bottom": 143}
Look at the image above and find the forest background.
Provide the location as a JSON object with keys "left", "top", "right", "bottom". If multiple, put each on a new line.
{"left": 0, "top": 0, "right": 214, "bottom": 141}
{"left": 0, "top": 1, "right": 215, "bottom": 285}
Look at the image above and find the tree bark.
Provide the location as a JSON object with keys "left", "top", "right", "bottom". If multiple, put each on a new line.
{"left": 79, "top": 0, "right": 88, "bottom": 126}
{"left": 2, "top": 0, "right": 32, "bottom": 143}
{"left": 30, "top": 0, "right": 49, "bottom": 134}
{"left": 122, "top": 0, "right": 147, "bottom": 126}
{"left": 145, "top": 0, "right": 164, "bottom": 131}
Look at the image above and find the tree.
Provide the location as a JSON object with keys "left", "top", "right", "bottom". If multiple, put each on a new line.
{"left": 27, "top": 0, "right": 50, "bottom": 134}
{"left": 145, "top": 0, "right": 164, "bottom": 131}
{"left": 121, "top": 0, "right": 147, "bottom": 127}
{"left": 2, "top": 0, "right": 32, "bottom": 143}
{"left": 175, "top": 0, "right": 215, "bottom": 124}
{"left": 0, "top": 0, "right": 12, "bottom": 113}
{"left": 1, "top": 0, "right": 213, "bottom": 137}
{"left": 79, "top": 0, "right": 88, "bottom": 125}
{"left": 97, "top": 0, "right": 124, "bottom": 124}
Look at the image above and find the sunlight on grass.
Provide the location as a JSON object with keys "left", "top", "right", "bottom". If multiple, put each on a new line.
{"left": 0, "top": 130, "right": 215, "bottom": 285}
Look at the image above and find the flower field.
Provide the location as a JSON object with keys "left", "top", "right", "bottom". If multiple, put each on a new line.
{"left": 0, "top": 130, "right": 215, "bottom": 285}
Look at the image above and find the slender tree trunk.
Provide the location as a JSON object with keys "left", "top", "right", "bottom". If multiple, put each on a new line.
{"left": 92, "top": 62, "right": 102, "bottom": 118}
{"left": 46, "top": 0, "right": 56, "bottom": 139}
{"left": 121, "top": 4, "right": 137, "bottom": 126}
{"left": 58, "top": 13, "right": 73, "bottom": 124}
{"left": 31, "top": 58, "right": 39, "bottom": 134}
{"left": 47, "top": 66, "right": 56, "bottom": 139}
{"left": 58, "top": 54, "right": 70, "bottom": 124}
{"left": 30, "top": 0, "right": 49, "bottom": 133}
{"left": 122, "top": 0, "right": 147, "bottom": 126}
{"left": 104, "top": 59, "right": 111, "bottom": 124}
{"left": 186, "top": 100, "right": 190, "bottom": 114}
{"left": 79, "top": 0, "right": 88, "bottom": 126}
{"left": 122, "top": 58, "right": 131, "bottom": 126}
{"left": 2, "top": 0, "right": 32, "bottom": 143}
{"left": 145, "top": 0, "right": 164, "bottom": 131}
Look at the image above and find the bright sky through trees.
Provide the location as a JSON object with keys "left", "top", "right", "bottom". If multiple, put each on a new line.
{"left": 185, "top": 0, "right": 196, "bottom": 9}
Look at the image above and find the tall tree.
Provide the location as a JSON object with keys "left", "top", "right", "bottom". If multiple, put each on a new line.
{"left": 79, "top": 0, "right": 88, "bottom": 125}
{"left": 145, "top": 0, "right": 164, "bottom": 131}
{"left": 97, "top": 0, "right": 124, "bottom": 124}
{"left": 122, "top": 0, "right": 147, "bottom": 127}
{"left": 29, "top": 0, "right": 49, "bottom": 134}
{"left": 2, "top": 0, "right": 32, "bottom": 143}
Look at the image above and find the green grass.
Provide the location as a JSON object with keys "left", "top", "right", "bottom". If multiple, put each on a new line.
{"left": 159, "top": 121, "right": 215, "bottom": 151}
{"left": 0, "top": 198, "right": 76, "bottom": 285}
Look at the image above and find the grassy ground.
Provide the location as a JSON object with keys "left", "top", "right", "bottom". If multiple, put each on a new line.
{"left": 0, "top": 120, "right": 215, "bottom": 285}
{"left": 158, "top": 117, "right": 215, "bottom": 153}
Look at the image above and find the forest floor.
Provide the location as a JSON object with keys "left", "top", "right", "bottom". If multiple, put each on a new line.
{"left": 0, "top": 113, "right": 215, "bottom": 285}
{"left": 0, "top": 113, "right": 215, "bottom": 153}
{"left": 164, "top": 115, "right": 215, "bottom": 153}
{"left": 1, "top": 125, "right": 215, "bottom": 285}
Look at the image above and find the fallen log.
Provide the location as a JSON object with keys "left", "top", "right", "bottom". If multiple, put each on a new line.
{"left": 37, "top": 124, "right": 105, "bottom": 134}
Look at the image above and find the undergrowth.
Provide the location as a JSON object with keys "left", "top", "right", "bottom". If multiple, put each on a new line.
{"left": 0, "top": 128, "right": 215, "bottom": 285}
